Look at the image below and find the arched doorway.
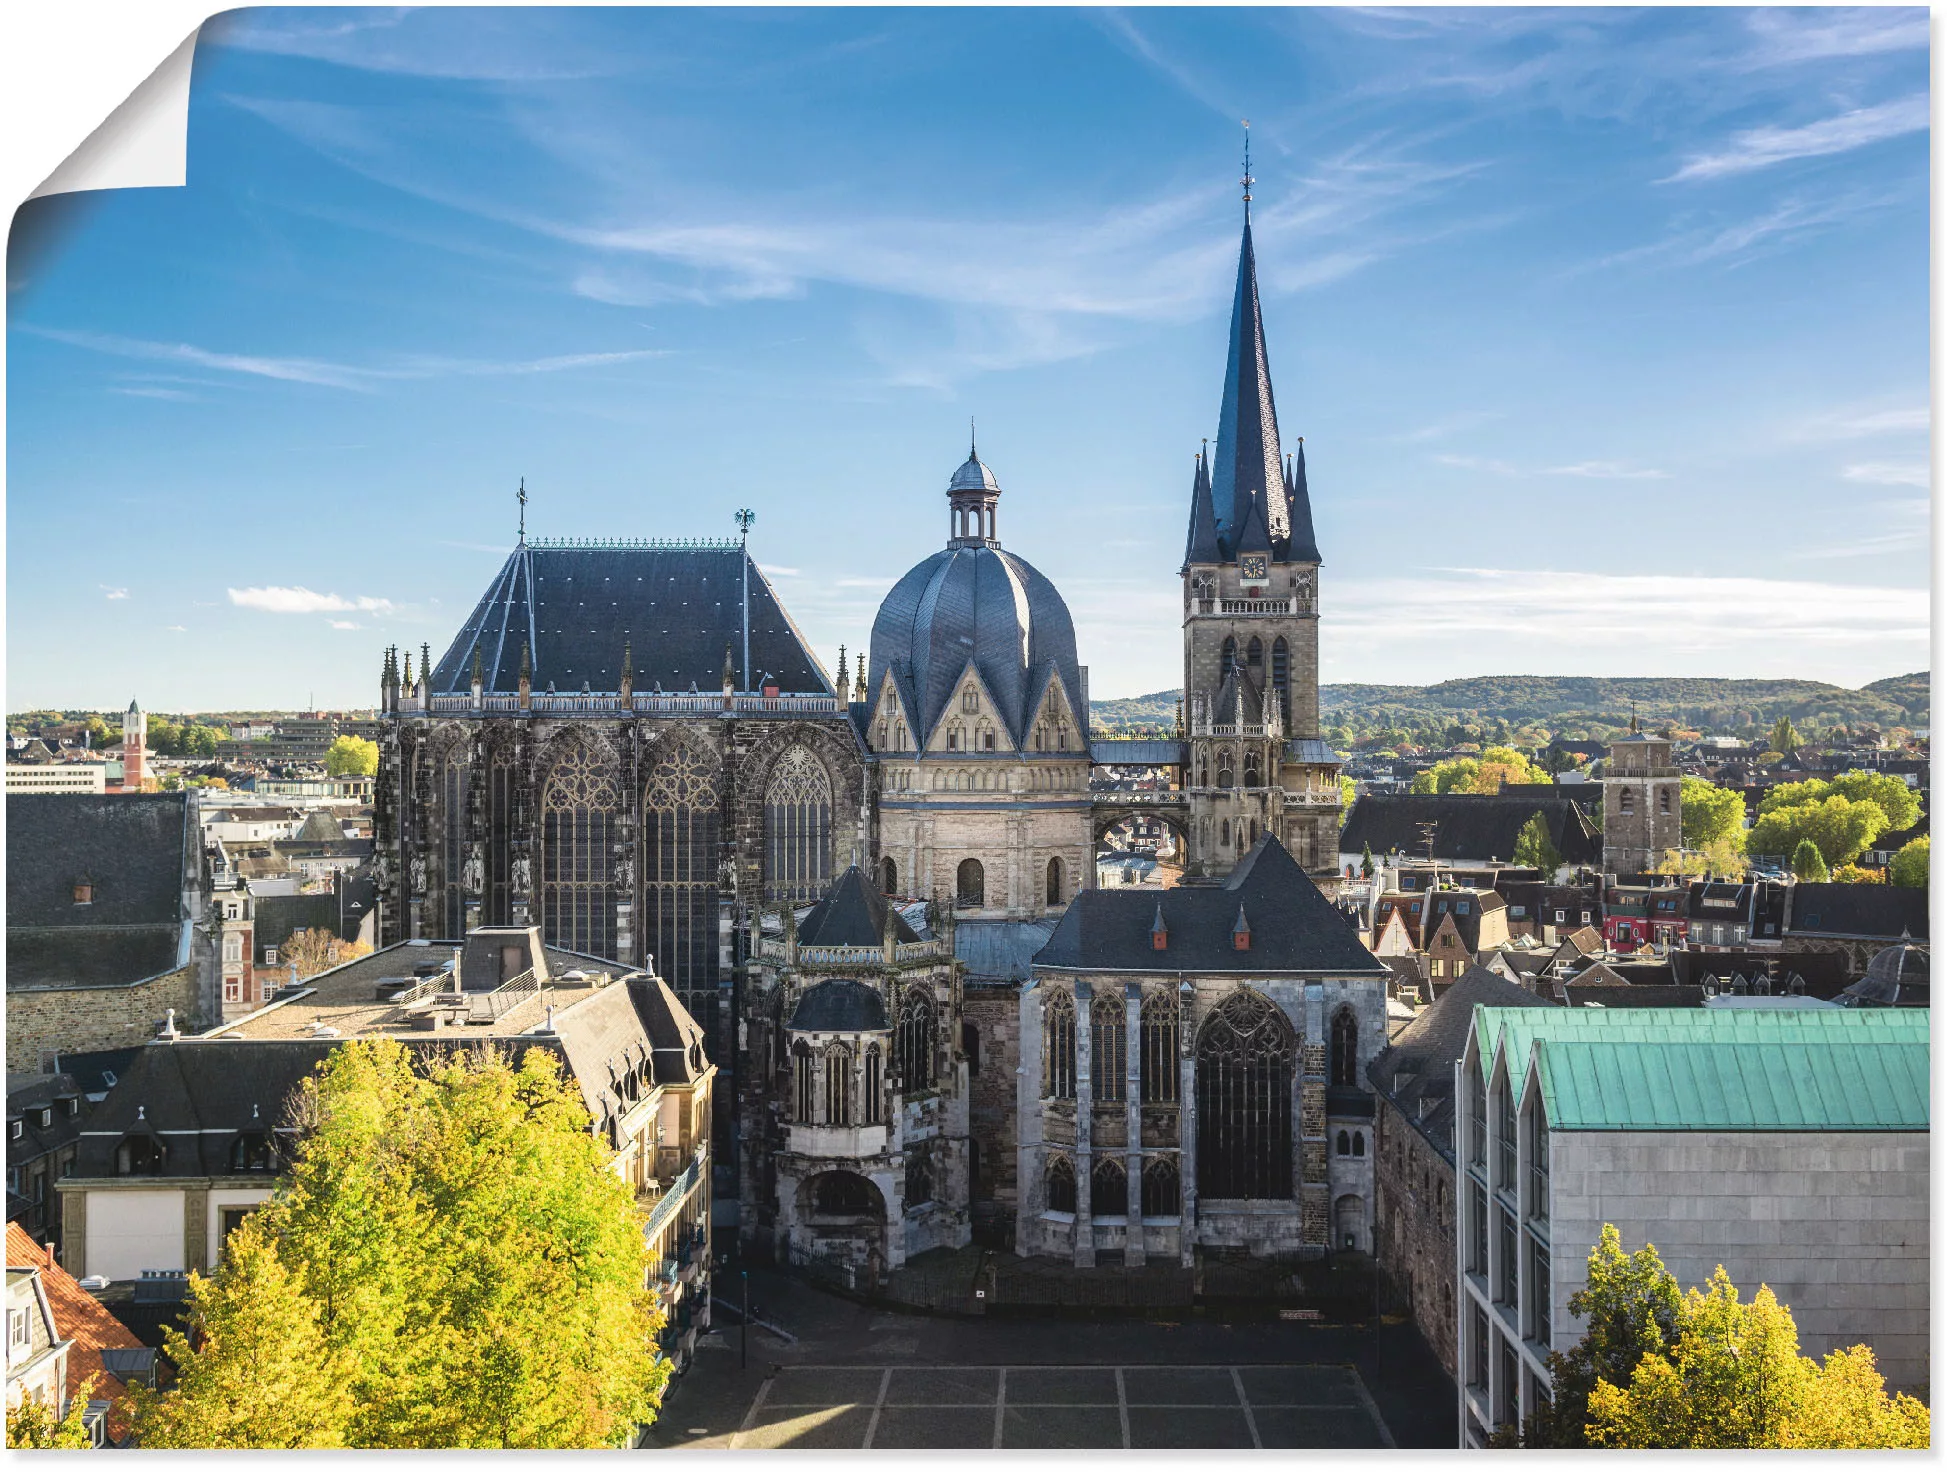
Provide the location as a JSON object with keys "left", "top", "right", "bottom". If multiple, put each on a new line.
{"left": 796, "top": 1170, "right": 889, "bottom": 1278}
{"left": 1196, "top": 990, "right": 1295, "bottom": 1200}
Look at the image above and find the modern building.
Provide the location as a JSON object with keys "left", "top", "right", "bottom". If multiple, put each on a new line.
{"left": 4, "top": 764, "right": 107, "bottom": 795}
{"left": 1455, "top": 1007, "right": 1929, "bottom": 1445}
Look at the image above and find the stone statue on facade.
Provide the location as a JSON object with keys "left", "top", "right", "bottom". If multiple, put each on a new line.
{"left": 462, "top": 849, "right": 485, "bottom": 894}
{"left": 409, "top": 852, "right": 427, "bottom": 894}
{"left": 511, "top": 853, "right": 531, "bottom": 893}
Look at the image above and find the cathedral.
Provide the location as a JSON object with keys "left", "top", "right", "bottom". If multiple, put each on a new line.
{"left": 375, "top": 202, "right": 1390, "bottom": 1271}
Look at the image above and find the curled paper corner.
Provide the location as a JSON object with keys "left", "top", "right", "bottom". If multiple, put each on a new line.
{"left": 29, "top": 25, "right": 202, "bottom": 200}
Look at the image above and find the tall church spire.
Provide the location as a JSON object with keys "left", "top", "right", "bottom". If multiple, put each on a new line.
{"left": 1211, "top": 215, "right": 1288, "bottom": 557}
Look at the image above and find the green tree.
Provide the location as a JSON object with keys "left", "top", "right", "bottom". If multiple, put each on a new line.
{"left": 7, "top": 1377, "right": 98, "bottom": 1448}
{"left": 1337, "top": 773, "right": 1356, "bottom": 808}
{"left": 1359, "top": 843, "right": 1374, "bottom": 880}
{"left": 1790, "top": 838, "right": 1830, "bottom": 882}
{"left": 1749, "top": 796, "right": 1885, "bottom": 869}
{"left": 1761, "top": 774, "right": 1919, "bottom": 835}
{"left": 1512, "top": 811, "right": 1562, "bottom": 875}
{"left": 325, "top": 735, "right": 379, "bottom": 778}
{"left": 1888, "top": 835, "right": 1929, "bottom": 889}
{"left": 181, "top": 724, "right": 221, "bottom": 759}
{"left": 130, "top": 1041, "right": 666, "bottom": 1448}
{"left": 146, "top": 715, "right": 183, "bottom": 756}
{"left": 1769, "top": 715, "right": 1800, "bottom": 755}
{"left": 83, "top": 714, "right": 113, "bottom": 747}
{"left": 1678, "top": 777, "right": 1745, "bottom": 852}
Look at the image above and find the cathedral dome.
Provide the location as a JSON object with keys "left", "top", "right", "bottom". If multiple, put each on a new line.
{"left": 867, "top": 449, "right": 1082, "bottom": 744}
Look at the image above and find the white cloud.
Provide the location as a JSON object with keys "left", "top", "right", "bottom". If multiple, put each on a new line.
{"left": 111, "top": 385, "right": 197, "bottom": 401}
{"left": 164, "top": 625, "right": 188, "bottom": 633}
{"left": 1545, "top": 461, "right": 1670, "bottom": 481}
{"left": 327, "top": 619, "right": 363, "bottom": 630}
{"left": 101, "top": 585, "right": 128, "bottom": 600}
{"left": 1741, "top": 9, "right": 1930, "bottom": 67}
{"left": 1667, "top": 95, "right": 1928, "bottom": 182}
{"left": 229, "top": 586, "right": 396, "bottom": 615}
{"left": 1842, "top": 462, "right": 1930, "bottom": 488}
{"left": 1791, "top": 405, "right": 1930, "bottom": 441}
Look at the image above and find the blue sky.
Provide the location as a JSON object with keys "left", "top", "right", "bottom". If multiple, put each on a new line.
{"left": 6, "top": 6, "right": 1930, "bottom": 711}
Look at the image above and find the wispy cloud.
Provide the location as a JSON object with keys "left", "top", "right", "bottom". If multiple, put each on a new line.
{"left": 26, "top": 327, "right": 666, "bottom": 394}
{"left": 1740, "top": 9, "right": 1930, "bottom": 67}
{"left": 207, "top": 8, "right": 621, "bottom": 82}
{"left": 101, "top": 585, "right": 128, "bottom": 600}
{"left": 1578, "top": 189, "right": 1903, "bottom": 275}
{"left": 110, "top": 385, "right": 198, "bottom": 401}
{"left": 1794, "top": 405, "right": 1930, "bottom": 441}
{"left": 163, "top": 625, "right": 187, "bottom": 633}
{"left": 1789, "top": 497, "right": 1929, "bottom": 560}
{"left": 229, "top": 586, "right": 396, "bottom": 615}
{"left": 1434, "top": 454, "right": 1668, "bottom": 480}
{"left": 1401, "top": 410, "right": 1503, "bottom": 443}
{"left": 1843, "top": 461, "right": 1930, "bottom": 488}
{"left": 1667, "top": 95, "right": 1928, "bottom": 182}
{"left": 327, "top": 619, "right": 363, "bottom": 630}
{"left": 758, "top": 564, "right": 802, "bottom": 578}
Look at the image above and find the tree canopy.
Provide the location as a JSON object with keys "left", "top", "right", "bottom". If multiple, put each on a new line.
{"left": 1888, "top": 835, "right": 1929, "bottom": 889}
{"left": 1511, "top": 811, "right": 1562, "bottom": 874}
{"left": 129, "top": 1041, "right": 666, "bottom": 1449}
{"left": 1759, "top": 773, "right": 1920, "bottom": 835}
{"left": 1768, "top": 715, "right": 1800, "bottom": 755}
{"left": 1749, "top": 796, "right": 1886, "bottom": 869}
{"left": 1411, "top": 745, "right": 1551, "bottom": 795}
{"left": 7, "top": 1378, "right": 98, "bottom": 1448}
{"left": 281, "top": 928, "right": 373, "bottom": 980}
{"left": 324, "top": 735, "right": 379, "bottom": 778}
{"left": 1790, "top": 838, "right": 1831, "bottom": 882}
{"left": 1678, "top": 776, "right": 1745, "bottom": 851}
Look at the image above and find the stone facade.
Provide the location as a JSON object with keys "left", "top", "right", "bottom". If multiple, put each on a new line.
{"left": 1373, "top": 1092, "right": 1458, "bottom": 1378}
{"left": 5, "top": 966, "right": 199, "bottom": 1074}
{"left": 962, "top": 985, "right": 1023, "bottom": 1244}
{"left": 1601, "top": 733, "right": 1680, "bottom": 875}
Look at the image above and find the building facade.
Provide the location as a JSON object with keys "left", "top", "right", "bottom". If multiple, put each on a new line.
{"left": 1600, "top": 731, "right": 1681, "bottom": 875}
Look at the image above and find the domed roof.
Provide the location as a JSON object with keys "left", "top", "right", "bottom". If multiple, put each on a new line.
{"left": 1841, "top": 941, "right": 1929, "bottom": 1007}
{"left": 788, "top": 978, "right": 890, "bottom": 1033}
{"left": 949, "top": 453, "right": 1000, "bottom": 494}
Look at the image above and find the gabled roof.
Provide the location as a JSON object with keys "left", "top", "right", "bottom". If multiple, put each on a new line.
{"left": 6, "top": 1223, "right": 143, "bottom": 1441}
{"left": 1340, "top": 792, "right": 1600, "bottom": 865}
{"left": 796, "top": 866, "right": 918, "bottom": 947}
{"left": 1035, "top": 835, "right": 1384, "bottom": 974}
{"left": 1787, "top": 883, "right": 1929, "bottom": 940}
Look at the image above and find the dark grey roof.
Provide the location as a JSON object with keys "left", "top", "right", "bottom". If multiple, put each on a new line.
{"left": 1366, "top": 965, "right": 1554, "bottom": 1157}
{"left": 956, "top": 918, "right": 1059, "bottom": 983}
{"left": 7, "top": 794, "right": 185, "bottom": 930}
{"left": 6, "top": 931, "right": 183, "bottom": 991}
{"left": 1562, "top": 983, "right": 1705, "bottom": 1009}
{"left": 54, "top": 1049, "right": 142, "bottom": 1096}
{"left": 625, "top": 971, "right": 710, "bottom": 1083}
{"left": 1090, "top": 738, "right": 1186, "bottom": 766}
{"left": 867, "top": 540, "right": 1081, "bottom": 744}
{"left": 1339, "top": 793, "right": 1600, "bottom": 866}
{"left": 788, "top": 978, "right": 890, "bottom": 1032}
{"left": 796, "top": 867, "right": 917, "bottom": 947}
{"left": 430, "top": 543, "right": 830, "bottom": 696}
{"left": 1788, "top": 883, "right": 1929, "bottom": 941}
{"left": 1841, "top": 942, "right": 1929, "bottom": 1007}
{"left": 1669, "top": 949, "right": 1848, "bottom": 1000}
{"left": 1182, "top": 449, "right": 1219, "bottom": 569}
{"left": 1035, "top": 836, "right": 1385, "bottom": 975}
{"left": 252, "top": 893, "right": 340, "bottom": 956}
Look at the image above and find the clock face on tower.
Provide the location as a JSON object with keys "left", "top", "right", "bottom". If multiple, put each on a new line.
{"left": 1240, "top": 554, "right": 1267, "bottom": 583}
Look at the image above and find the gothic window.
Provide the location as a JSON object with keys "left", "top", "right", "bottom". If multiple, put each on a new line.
{"left": 880, "top": 856, "right": 898, "bottom": 894}
{"left": 905, "top": 1152, "right": 933, "bottom": 1207}
{"left": 1196, "top": 989, "right": 1296, "bottom": 1200}
{"left": 1141, "top": 1157, "right": 1180, "bottom": 1217}
{"left": 814, "top": 1172, "right": 877, "bottom": 1216}
{"left": 642, "top": 741, "right": 721, "bottom": 1023}
{"left": 793, "top": 1041, "right": 815, "bottom": 1122}
{"left": 895, "top": 989, "right": 935, "bottom": 1090}
{"left": 486, "top": 748, "right": 518, "bottom": 926}
{"left": 437, "top": 738, "right": 471, "bottom": 940}
{"left": 1091, "top": 1156, "right": 1126, "bottom": 1217}
{"left": 1353, "top": 1132, "right": 1365, "bottom": 1157}
{"left": 1244, "top": 753, "right": 1260, "bottom": 788}
{"left": 957, "top": 858, "right": 984, "bottom": 908}
{"left": 1246, "top": 636, "right": 1263, "bottom": 669}
{"left": 1217, "top": 748, "right": 1233, "bottom": 788}
{"left": 863, "top": 1045, "right": 883, "bottom": 1125}
{"left": 540, "top": 741, "right": 619, "bottom": 960}
{"left": 982, "top": 728, "right": 996, "bottom": 751}
{"left": 824, "top": 1044, "right": 852, "bottom": 1126}
{"left": 1272, "top": 638, "right": 1290, "bottom": 730}
{"left": 1045, "top": 856, "right": 1063, "bottom": 906}
{"left": 1330, "top": 1006, "right": 1359, "bottom": 1087}
{"left": 1221, "top": 636, "right": 1237, "bottom": 668}
{"left": 1139, "top": 991, "right": 1179, "bottom": 1103}
{"left": 1220, "top": 819, "right": 1231, "bottom": 848}
{"left": 1620, "top": 788, "right": 1634, "bottom": 816}
{"left": 1045, "top": 990, "right": 1077, "bottom": 1100}
{"left": 962, "top": 687, "right": 980, "bottom": 713}
{"left": 1337, "top": 1130, "right": 1351, "bottom": 1156}
{"left": 1092, "top": 990, "right": 1127, "bottom": 1103}
{"left": 947, "top": 726, "right": 961, "bottom": 751}
{"left": 962, "top": 1022, "right": 981, "bottom": 1076}
{"left": 1046, "top": 1155, "right": 1077, "bottom": 1214}
{"left": 764, "top": 746, "right": 834, "bottom": 905}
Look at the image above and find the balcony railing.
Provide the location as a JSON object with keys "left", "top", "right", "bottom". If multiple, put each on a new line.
{"left": 1090, "top": 790, "right": 1186, "bottom": 806}
{"left": 643, "top": 1157, "right": 703, "bottom": 1240}
{"left": 754, "top": 936, "right": 953, "bottom": 966}
{"left": 417, "top": 690, "right": 842, "bottom": 718}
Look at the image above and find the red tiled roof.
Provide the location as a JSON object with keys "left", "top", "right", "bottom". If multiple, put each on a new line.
{"left": 6, "top": 1222, "right": 142, "bottom": 1437}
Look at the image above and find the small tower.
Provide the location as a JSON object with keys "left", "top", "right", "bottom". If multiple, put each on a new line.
{"left": 122, "top": 697, "right": 148, "bottom": 791}
{"left": 1602, "top": 730, "right": 1681, "bottom": 876}
{"left": 470, "top": 646, "right": 484, "bottom": 710}
{"left": 947, "top": 424, "right": 1002, "bottom": 547}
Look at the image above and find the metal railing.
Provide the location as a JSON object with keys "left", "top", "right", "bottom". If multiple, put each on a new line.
{"left": 644, "top": 1157, "right": 703, "bottom": 1240}
{"left": 391, "top": 970, "right": 457, "bottom": 1006}
{"left": 469, "top": 967, "right": 539, "bottom": 1022}
{"left": 1091, "top": 790, "right": 1186, "bottom": 806}
{"left": 419, "top": 690, "right": 843, "bottom": 717}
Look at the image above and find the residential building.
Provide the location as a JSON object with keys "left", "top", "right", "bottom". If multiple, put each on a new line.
{"left": 5, "top": 1224, "right": 146, "bottom": 1446}
{"left": 1455, "top": 1007, "right": 1929, "bottom": 1444}
{"left": 1774, "top": 883, "right": 1930, "bottom": 977}
{"left": 5, "top": 1076, "right": 89, "bottom": 1258}
{"left": 4, "top": 765, "right": 107, "bottom": 795}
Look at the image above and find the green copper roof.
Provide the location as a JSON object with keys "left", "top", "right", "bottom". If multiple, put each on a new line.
{"left": 1472, "top": 1006, "right": 1929, "bottom": 1133}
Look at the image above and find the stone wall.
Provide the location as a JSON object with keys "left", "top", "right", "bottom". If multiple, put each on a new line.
{"left": 1373, "top": 1094, "right": 1458, "bottom": 1378}
{"left": 5, "top": 966, "right": 199, "bottom": 1073}
{"left": 1551, "top": 1130, "right": 1930, "bottom": 1395}
{"left": 963, "top": 984, "right": 1021, "bottom": 1244}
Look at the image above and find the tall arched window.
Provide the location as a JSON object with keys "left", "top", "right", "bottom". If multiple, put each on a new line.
{"left": 764, "top": 746, "right": 833, "bottom": 904}
{"left": 1219, "top": 819, "right": 1231, "bottom": 848}
{"left": 905, "top": 1152, "right": 933, "bottom": 1208}
{"left": 1140, "top": 991, "right": 1179, "bottom": 1103}
{"left": 642, "top": 741, "right": 721, "bottom": 1025}
{"left": 540, "top": 741, "right": 618, "bottom": 959}
{"left": 863, "top": 1045, "right": 883, "bottom": 1125}
{"left": 896, "top": 988, "right": 935, "bottom": 1090}
{"left": 880, "top": 855, "right": 897, "bottom": 894}
{"left": 1045, "top": 990, "right": 1077, "bottom": 1100}
{"left": 1331, "top": 1006, "right": 1359, "bottom": 1088}
{"left": 793, "top": 1040, "right": 815, "bottom": 1121}
{"left": 1221, "top": 635, "right": 1237, "bottom": 668}
{"left": 436, "top": 736, "right": 471, "bottom": 939}
{"left": 1141, "top": 1157, "right": 1180, "bottom": 1216}
{"left": 1217, "top": 748, "right": 1234, "bottom": 788}
{"left": 1046, "top": 1155, "right": 1077, "bottom": 1214}
{"left": 1244, "top": 752, "right": 1261, "bottom": 788}
{"left": 1045, "top": 856, "right": 1063, "bottom": 907}
{"left": 485, "top": 742, "right": 518, "bottom": 926}
{"left": 1092, "top": 989, "right": 1127, "bottom": 1103}
{"left": 1091, "top": 1156, "right": 1126, "bottom": 1217}
{"left": 1337, "top": 1129, "right": 1351, "bottom": 1156}
{"left": 956, "top": 857, "right": 984, "bottom": 908}
{"left": 1271, "top": 638, "right": 1290, "bottom": 730}
{"left": 824, "top": 1045, "right": 852, "bottom": 1126}
{"left": 1246, "top": 635, "right": 1263, "bottom": 669}
{"left": 1196, "top": 990, "right": 1296, "bottom": 1200}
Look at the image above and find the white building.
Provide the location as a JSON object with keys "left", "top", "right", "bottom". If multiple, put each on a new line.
{"left": 1454, "top": 1006, "right": 1929, "bottom": 1445}
{"left": 4, "top": 765, "right": 107, "bottom": 795}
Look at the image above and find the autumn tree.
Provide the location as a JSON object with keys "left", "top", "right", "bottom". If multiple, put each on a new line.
{"left": 1511, "top": 812, "right": 1562, "bottom": 875}
{"left": 282, "top": 927, "right": 373, "bottom": 979}
{"left": 1888, "top": 835, "right": 1929, "bottom": 889}
{"left": 1412, "top": 746, "right": 1548, "bottom": 796}
{"left": 325, "top": 735, "right": 379, "bottom": 778}
{"left": 7, "top": 1377, "right": 98, "bottom": 1448}
{"left": 128, "top": 1041, "right": 666, "bottom": 1449}
{"left": 1790, "top": 838, "right": 1830, "bottom": 882}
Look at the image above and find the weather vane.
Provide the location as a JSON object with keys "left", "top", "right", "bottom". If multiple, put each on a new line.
{"left": 1241, "top": 119, "right": 1253, "bottom": 215}
{"left": 517, "top": 478, "right": 527, "bottom": 541}
{"left": 735, "top": 507, "right": 755, "bottom": 543}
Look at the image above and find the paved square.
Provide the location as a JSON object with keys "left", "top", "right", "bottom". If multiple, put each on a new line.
{"left": 727, "top": 1363, "right": 1398, "bottom": 1448}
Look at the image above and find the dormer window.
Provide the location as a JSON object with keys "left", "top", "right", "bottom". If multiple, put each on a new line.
{"left": 1231, "top": 905, "right": 1252, "bottom": 952}
{"left": 72, "top": 881, "right": 92, "bottom": 905}
{"left": 228, "top": 1132, "right": 273, "bottom": 1172}
{"left": 115, "top": 1135, "right": 164, "bottom": 1175}
{"left": 35, "top": 1109, "right": 52, "bottom": 1130}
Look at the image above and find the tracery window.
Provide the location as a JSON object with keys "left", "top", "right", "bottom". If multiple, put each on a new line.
{"left": 642, "top": 740, "right": 721, "bottom": 1026}
{"left": 1221, "top": 635, "right": 1237, "bottom": 668}
{"left": 486, "top": 748, "right": 517, "bottom": 926}
{"left": 1139, "top": 991, "right": 1179, "bottom": 1103}
{"left": 1271, "top": 638, "right": 1290, "bottom": 730}
{"left": 1141, "top": 1157, "right": 1180, "bottom": 1216}
{"left": 1045, "top": 990, "right": 1077, "bottom": 1100}
{"left": 1196, "top": 989, "right": 1295, "bottom": 1200}
{"left": 1217, "top": 748, "right": 1234, "bottom": 788}
{"left": 1244, "top": 753, "right": 1261, "bottom": 788}
{"left": 863, "top": 1045, "right": 883, "bottom": 1125}
{"left": 793, "top": 1041, "right": 815, "bottom": 1122}
{"left": 1220, "top": 819, "right": 1231, "bottom": 848}
{"left": 1246, "top": 636, "right": 1263, "bottom": 669}
{"left": 1330, "top": 1006, "right": 1359, "bottom": 1087}
{"left": 814, "top": 1172, "right": 876, "bottom": 1215}
{"left": 540, "top": 740, "right": 619, "bottom": 959}
{"left": 956, "top": 858, "right": 984, "bottom": 908}
{"left": 1091, "top": 1156, "right": 1126, "bottom": 1217}
{"left": 1046, "top": 1155, "right": 1077, "bottom": 1214}
{"left": 905, "top": 1152, "right": 933, "bottom": 1207}
{"left": 895, "top": 988, "right": 935, "bottom": 1090}
{"left": 764, "top": 746, "right": 834, "bottom": 904}
{"left": 1092, "top": 989, "right": 1127, "bottom": 1103}
{"left": 824, "top": 1044, "right": 853, "bottom": 1126}
{"left": 437, "top": 737, "right": 471, "bottom": 939}
{"left": 1045, "top": 856, "right": 1063, "bottom": 906}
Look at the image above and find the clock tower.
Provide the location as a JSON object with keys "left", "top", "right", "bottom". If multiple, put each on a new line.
{"left": 1179, "top": 207, "right": 1342, "bottom": 883}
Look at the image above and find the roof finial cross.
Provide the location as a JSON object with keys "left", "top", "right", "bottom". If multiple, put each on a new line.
{"left": 969, "top": 416, "right": 977, "bottom": 461}
{"left": 1240, "top": 119, "right": 1254, "bottom": 218}
{"left": 517, "top": 478, "right": 527, "bottom": 542}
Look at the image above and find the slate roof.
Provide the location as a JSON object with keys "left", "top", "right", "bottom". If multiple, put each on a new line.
{"left": 1561, "top": 983, "right": 1705, "bottom": 1009}
{"left": 6, "top": 794, "right": 188, "bottom": 990}
{"left": 789, "top": 978, "right": 891, "bottom": 1032}
{"left": 430, "top": 542, "right": 830, "bottom": 695}
{"left": 53, "top": 1050, "right": 142, "bottom": 1098}
{"left": 1366, "top": 965, "right": 1552, "bottom": 1159}
{"left": 1787, "top": 883, "right": 1929, "bottom": 940}
{"left": 796, "top": 866, "right": 918, "bottom": 947}
{"left": 1091, "top": 738, "right": 1187, "bottom": 767}
{"left": 1668, "top": 949, "right": 1848, "bottom": 1000}
{"left": 253, "top": 892, "right": 340, "bottom": 960}
{"left": 1035, "top": 835, "right": 1385, "bottom": 975}
{"left": 1339, "top": 793, "right": 1600, "bottom": 865}
{"left": 957, "top": 918, "right": 1060, "bottom": 984}
{"left": 1840, "top": 942, "right": 1929, "bottom": 1007}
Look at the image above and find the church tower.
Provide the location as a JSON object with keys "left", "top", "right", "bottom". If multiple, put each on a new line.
{"left": 1180, "top": 190, "right": 1342, "bottom": 882}
{"left": 121, "top": 697, "right": 148, "bottom": 792}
